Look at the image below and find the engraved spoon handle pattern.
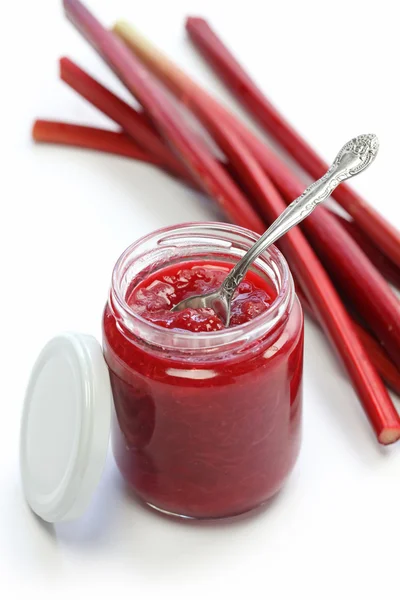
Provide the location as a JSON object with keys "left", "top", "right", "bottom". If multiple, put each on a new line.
{"left": 221, "top": 134, "right": 379, "bottom": 300}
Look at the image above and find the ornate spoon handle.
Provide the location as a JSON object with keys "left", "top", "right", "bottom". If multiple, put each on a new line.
{"left": 221, "top": 134, "right": 379, "bottom": 299}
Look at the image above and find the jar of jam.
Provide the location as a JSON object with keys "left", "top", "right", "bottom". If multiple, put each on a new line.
{"left": 20, "top": 222, "right": 303, "bottom": 523}
{"left": 103, "top": 223, "right": 303, "bottom": 519}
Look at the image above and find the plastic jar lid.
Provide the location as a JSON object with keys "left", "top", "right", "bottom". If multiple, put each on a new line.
{"left": 20, "top": 333, "right": 112, "bottom": 523}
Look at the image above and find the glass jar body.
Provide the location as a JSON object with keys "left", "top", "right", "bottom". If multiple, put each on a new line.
{"left": 102, "top": 223, "right": 304, "bottom": 519}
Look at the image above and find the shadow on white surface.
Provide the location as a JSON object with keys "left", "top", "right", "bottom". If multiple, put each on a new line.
{"left": 50, "top": 451, "right": 300, "bottom": 575}
{"left": 55, "top": 454, "right": 123, "bottom": 546}
{"left": 7, "top": 487, "right": 63, "bottom": 578}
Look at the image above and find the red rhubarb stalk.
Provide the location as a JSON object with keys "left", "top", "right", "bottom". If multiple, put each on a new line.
{"left": 186, "top": 17, "right": 400, "bottom": 268}
{"left": 330, "top": 213, "right": 400, "bottom": 290}
{"left": 63, "top": 0, "right": 264, "bottom": 235}
{"left": 300, "top": 209, "right": 400, "bottom": 366}
{"left": 32, "top": 119, "right": 164, "bottom": 165}
{"left": 59, "top": 61, "right": 246, "bottom": 191}
{"left": 33, "top": 116, "right": 245, "bottom": 194}
{"left": 113, "top": 21, "right": 400, "bottom": 369}
{"left": 60, "top": 57, "right": 194, "bottom": 184}
{"left": 296, "top": 286, "right": 400, "bottom": 397}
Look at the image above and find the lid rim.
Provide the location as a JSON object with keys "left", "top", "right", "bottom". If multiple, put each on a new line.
{"left": 20, "top": 332, "right": 112, "bottom": 523}
{"left": 20, "top": 337, "right": 83, "bottom": 520}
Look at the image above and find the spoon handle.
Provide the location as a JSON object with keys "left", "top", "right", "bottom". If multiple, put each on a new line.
{"left": 221, "top": 134, "right": 379, "bottom": 298}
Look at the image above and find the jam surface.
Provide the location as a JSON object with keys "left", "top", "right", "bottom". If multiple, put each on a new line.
{"left": 103, "top": 260, "right": 303, "bottom": 519}
{"left": 128, "top": 261, "right": 275, "bottom": 332}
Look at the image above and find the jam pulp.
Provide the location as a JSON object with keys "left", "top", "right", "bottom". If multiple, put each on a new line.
{"left": 103, "top": 260, "right": 303, "bottom": 519}
{"left": 128, "top": 261, "right": 275, "bottom": 332}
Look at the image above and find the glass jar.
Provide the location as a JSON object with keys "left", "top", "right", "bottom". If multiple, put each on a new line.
{"left": 102, "top": 223, "right": 303, "bottom": 519}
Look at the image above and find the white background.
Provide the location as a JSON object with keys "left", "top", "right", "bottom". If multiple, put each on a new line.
{"left": 1, "top": 0, "right": 400, "bottom": 597}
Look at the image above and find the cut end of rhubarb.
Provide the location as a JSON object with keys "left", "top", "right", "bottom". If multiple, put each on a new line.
{"left": 186, "top": 16, "right": 207, "bottom": 28}
{"left": 59, "top": 56, "right": 71, "bottom": 71}
{"left": 112, "top": 21, "right": 160, "bottom": 63}
{"left": 112, "top": 20, "right": 141, "bottom": 43}
{"left": 378, "top": 427, "right": 400, "bottom": 445}
{"left": 59, "top": 56, "right": 69, "bottom": 80}
{"left": 112, "top": 20, "right": 130, "bottom": 35}
{"left": 32, "top": 120, "right": 42, "bottom": 141}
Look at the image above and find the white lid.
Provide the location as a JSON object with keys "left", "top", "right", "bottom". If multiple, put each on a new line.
{"left": 20, "top": 333, "right": 112, "bottom": 523}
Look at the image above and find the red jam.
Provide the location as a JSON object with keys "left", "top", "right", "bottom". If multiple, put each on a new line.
{"left": 103, "top": 249, "right": 303, "bottom": 519}
{"left": 128, "top": 261, "right": 275, "bottom": 332}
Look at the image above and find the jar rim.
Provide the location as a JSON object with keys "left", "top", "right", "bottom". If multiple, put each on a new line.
{"left": 110, "top": 222, "right": 294, "bottom": 352}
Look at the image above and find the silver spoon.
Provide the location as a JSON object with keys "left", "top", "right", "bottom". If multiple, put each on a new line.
{"left": 173, "top": 134, "right": 379, "bottom": 326}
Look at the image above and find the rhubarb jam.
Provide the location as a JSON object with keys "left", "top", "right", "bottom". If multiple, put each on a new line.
{"left": 128, "top": 261, "right": 275, "bottom": 332}
{"left": 103, "top": 224, "right": 303, "bottom": 519}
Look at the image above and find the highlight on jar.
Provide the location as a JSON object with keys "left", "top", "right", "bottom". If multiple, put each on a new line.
{"left": 22, "top": 0, "right": 400, "bottom": 525}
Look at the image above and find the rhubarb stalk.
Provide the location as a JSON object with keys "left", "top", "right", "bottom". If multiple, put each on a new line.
{"left": 32, "top": 119, "right": 164, "bottom": 165}
{"left": 186, "top": 17, "right": 400, "bottom": 268}
{"left": 330, "top": 213, "right": 400, "bottom": 290}
{"left": 59, "top": 61, "right": 249, "bottom": 191}
{"left": 296, "top": 286, "right": 400, "bottom": 397}
{"left": 60, "top": 57, "right": 194, "bottom": 184}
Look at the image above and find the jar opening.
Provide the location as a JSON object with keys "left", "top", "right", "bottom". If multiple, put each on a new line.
{"left": 109, "top": 223, "right": 294, "bottom": 353}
